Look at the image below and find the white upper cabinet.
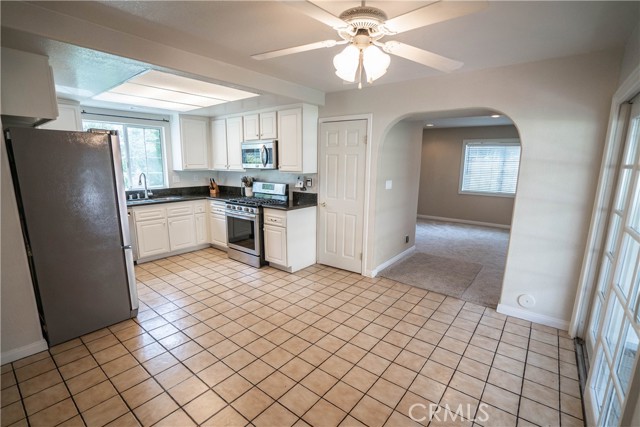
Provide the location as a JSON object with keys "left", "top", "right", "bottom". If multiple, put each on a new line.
{"left": 38, "top": 100, "right": 82, "bottom": 131}
{"left": 243, "top": 111, "right": 277, "bottom": 140}
{"left": 171, "top": 114, "right": 209, "bottom": 170}
{"left": 226, "top": 116, "right": 244, "bottom": 170}
{"left": 278, "top": 105, "right": 318, "bottom": 173}
{"left": 211, "top": 117, "right": 244, "bottom": 171}
{"left": 210, "top": 118, "right": 228, "bottom": 171}
{"left": 1, "top": 48, "right": 58, "bottom": 127}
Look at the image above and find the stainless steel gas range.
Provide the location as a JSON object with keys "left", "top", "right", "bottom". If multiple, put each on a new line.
{"left": 225, "top": 182, "right": 288, "bottom": 267}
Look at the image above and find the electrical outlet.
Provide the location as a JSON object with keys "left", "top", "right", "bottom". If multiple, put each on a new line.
{"left": 405, "top": 235, "right": 409, "bottom": 243}
{"left": 305, "top": 178, "right": 312, "bottom": 188}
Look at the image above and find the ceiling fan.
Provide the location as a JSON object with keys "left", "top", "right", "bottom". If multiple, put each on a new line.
{"left": 252, "top": 1, "right": 488, "bottom": 88}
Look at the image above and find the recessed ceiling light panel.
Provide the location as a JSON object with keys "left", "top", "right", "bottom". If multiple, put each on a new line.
{"left": 93, "top": 70, "right": 258, "bottom": 112}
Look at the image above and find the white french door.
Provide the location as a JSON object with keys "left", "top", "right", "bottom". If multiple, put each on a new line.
{"left": 317, "top": 119, "right": 367, "bottom": 273}
{"left": 584, "top": 97, "right": 640, "bottom": 426}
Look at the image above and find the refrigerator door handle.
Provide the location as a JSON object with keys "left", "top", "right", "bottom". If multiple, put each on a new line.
{"left": 124, "top": 247, "right": 139, "bottom": 316}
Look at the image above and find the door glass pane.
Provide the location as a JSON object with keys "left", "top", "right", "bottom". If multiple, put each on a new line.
{"left": 602, "top": 388, "right": 622, "bottom": 427}
{"left": 590, "top": 297, "right": 603, "bottom": 341}
{"left": 592, "top": 350, "right": 610, "bottom": 411}
{"left": 615, "top": 234, "right": 640, "bottom": 299}
{"left": 615, "top": 168, "right": 632, "bottom": 211}
{"left": 622, "top": 117, "right": 639, "bottom": 166}
{"left": 629, "top": 180, "right": 640, "bottom": 233}
{"left": 597, "top": 255, "right": 613, "bottom": 298}
{"left": 605, "top": 296, "right": 625, "bottom": 356}
{"left": 614, "top": 319, "right": 639, "bottom": 396}
{"left": 605, "top": 214, "right": 622, "bottom": 256}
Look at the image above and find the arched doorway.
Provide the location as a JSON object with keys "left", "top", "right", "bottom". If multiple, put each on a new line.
{"left": 376, "top": 109, "right": 521, "bottom": 309}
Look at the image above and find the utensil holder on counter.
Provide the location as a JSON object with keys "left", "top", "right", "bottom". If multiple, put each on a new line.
{"left": 209, "top": 189, "right": 219, "bottom": 197}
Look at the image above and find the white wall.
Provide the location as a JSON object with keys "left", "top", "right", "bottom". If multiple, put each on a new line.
{"left": 320, "top": 49, "right": 622, "bottom": 329}
{"left": 1, "top": 127, "right": 48, "bottom": 363}
{"left": 373, "top": 121, "right": 423, "bottom": 266}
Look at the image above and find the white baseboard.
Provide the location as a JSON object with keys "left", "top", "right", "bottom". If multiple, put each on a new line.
{"left": 417, "top": 214, "right": 511, "bottom": 230}
{"left": 370, "top": 246, "right": 416, "bottom": 277}
{"left": 497, "top": 303, "right": 569, "bottom": 331}
{"left": 1, "top": 339, "right": 49, "bottom": 365}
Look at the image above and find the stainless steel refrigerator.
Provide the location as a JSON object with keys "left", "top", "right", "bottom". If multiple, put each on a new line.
{"left": 5, "top": 127, "right": 138, "bottom": 346}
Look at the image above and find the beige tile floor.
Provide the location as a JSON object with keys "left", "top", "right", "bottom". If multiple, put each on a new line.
{"left": 1, "top": 248, "right": 584, "bottom": 427}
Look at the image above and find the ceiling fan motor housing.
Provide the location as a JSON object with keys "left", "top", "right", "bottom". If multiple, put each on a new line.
{"left": 339, "top": 6, "right": 388, "bottom": 30}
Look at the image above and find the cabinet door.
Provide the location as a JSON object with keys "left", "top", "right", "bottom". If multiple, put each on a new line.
{"left": 278, "top": 108, "right": 302, "bottom": 172}
{"left": 181, "top": 117, "right": 209, "bottom": 169}
{"left": 38, "top": 103, "right": 82, "bottom": 131}
{"left": 243, "top": 113, "right": 260, "bottom": 140}
{"left": 168, "top": 215, "right": 196, "bottom": 251}
{"left": 195, "top": 213, "right": 207, "bottom": 244}
{"left": 260, "top": 111, "right": 277, "bottom": 139}
{"left": 210, "top": 119, "right": 228, "bottom": 170}
{"left": 226, "top": 116, "right": 245, "bottom": 171}
{"left": 264, "top": 225, "right": 287, "bottom": 266}
{"left": 136, "top": 219, "right": 170, "bottom": 258}
{"left": 209, "top": 213, "right": 228, "bottom": 247}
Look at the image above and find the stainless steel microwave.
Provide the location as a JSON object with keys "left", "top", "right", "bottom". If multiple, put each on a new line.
{"left": 241, "top": 140, "right": 277, "bottom": 169}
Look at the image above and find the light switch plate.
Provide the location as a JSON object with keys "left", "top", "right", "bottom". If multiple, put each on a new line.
{"left": 385, "top": 180, "right": 392, "bottom": 190}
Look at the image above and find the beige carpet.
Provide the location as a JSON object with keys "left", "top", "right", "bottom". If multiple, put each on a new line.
{"left": 379, "top": 252, "right": 482, "bottom": 298}
{"left": 380, "top": 219, "right": 509, "bottom": 308}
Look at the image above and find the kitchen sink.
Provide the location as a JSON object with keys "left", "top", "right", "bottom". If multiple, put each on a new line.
{"left": 126, "top": 196, "right": 186, "bottom": 205}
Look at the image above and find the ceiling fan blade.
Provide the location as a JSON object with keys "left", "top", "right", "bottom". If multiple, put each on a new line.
{"left": 252, "top": 40, "right": 343, "bottom": 60}
{"left": 382, "top": 41, "right": 463, "bottom": 73}
{"left": 384, "top": 0, "right": 488, "bottom": 34}
{"left": 282, "top": 1, "right": 347, "bottom": 29}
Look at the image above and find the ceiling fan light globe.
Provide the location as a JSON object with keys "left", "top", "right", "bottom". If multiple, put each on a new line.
{"left": 333, "top": 44, "right": 360, "bottom": 82}
{"left": 362, "top": 45, "right": 390, "bottom": 82}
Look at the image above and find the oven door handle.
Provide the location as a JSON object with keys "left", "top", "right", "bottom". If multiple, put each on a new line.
{"left": 226, "top": 211, "right": 257, "bottom": 220}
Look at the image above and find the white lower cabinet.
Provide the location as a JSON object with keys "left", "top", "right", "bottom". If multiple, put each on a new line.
{"left": 195, "top": 213, "right": 207, "bottom": 245}
{"left": 263, "top": 206, "right": 316, "bottom": 272}
{"left": 194, "top": 202, "right": 207, "bottom": 245}
{"left": 134, "top": 206, "right": 170, "bottom": 260}
{"left": 168, "top": 215, "right": 196, "bottom": 251}
{"left": 136, "top": 219, "right": 170, "bottom": 258}
{"left": 133, "top": 200, "right": 208, "bottom": 262}
{"left": 264, "top": 224, "right": 287, "bottom": 265}
{"left": 208, "top": 200, "right": 227, "bottom": 248}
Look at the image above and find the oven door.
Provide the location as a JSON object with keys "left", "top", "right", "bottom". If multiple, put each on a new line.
{"left": 226, "top": 211, "right": 261, "bottom": 256}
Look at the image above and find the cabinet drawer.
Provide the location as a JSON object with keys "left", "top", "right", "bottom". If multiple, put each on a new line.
{"left": 264, "top": 212, "right": 286, "bottom": 227}
{"left": 209, "top": 201, "right": 227, "bottom": 215}
{"left": 194, "top": 202, "right": 206, "bottom": 213}
{"left": 167, "top": 204, "right": 194, "bottom": 217}
{"left": 133, "top": 207, "right": 166, "bottom": 221}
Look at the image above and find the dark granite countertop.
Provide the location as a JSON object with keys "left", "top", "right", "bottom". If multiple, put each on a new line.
{"left": 125, "top": 187, "right": 317, "bottom": 211}
{"left": 126, "top": 185, "right": 240, "bottom": 208}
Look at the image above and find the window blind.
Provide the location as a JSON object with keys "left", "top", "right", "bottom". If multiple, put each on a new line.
{"left": 461, "top": 142, "right": 521, "bottom": 195}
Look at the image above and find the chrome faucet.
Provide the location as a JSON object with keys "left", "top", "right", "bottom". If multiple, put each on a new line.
{"left": 138, "top": 173, "right": 153, "bottom": 199}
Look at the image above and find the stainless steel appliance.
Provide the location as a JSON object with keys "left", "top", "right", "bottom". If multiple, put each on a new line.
{"left": 5, "top": 127, "right": 139, "bottom": 346}
{"left": 226, "top": 182, "right": 288, "bottom": 267}
{"left": 241, "top": 140, "right": 277, "bottom": 169}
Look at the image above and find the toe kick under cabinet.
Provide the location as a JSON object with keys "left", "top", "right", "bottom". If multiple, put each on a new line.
{"left": 132, "top": 200, "right": 208, "bottom": 262}
{"left": 263, "top": 206, "right": 316, "bottom": 273}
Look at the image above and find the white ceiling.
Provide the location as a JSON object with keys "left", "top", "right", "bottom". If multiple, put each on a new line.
{"left": 1, "top": 1, "right": 638, "bottom": 118}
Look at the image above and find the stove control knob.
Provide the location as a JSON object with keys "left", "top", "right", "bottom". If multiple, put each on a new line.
{"left": 244, "top": 207, "right": 250, "bottom": 212}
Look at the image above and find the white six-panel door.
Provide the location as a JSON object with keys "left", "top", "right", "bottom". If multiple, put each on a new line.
{"left": 317, "top": 119, "right": 367, "bottom": 273}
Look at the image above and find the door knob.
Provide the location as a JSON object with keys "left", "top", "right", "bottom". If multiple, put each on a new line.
{"left": 320, "top": 202, "right": 326, "bottom": 207}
